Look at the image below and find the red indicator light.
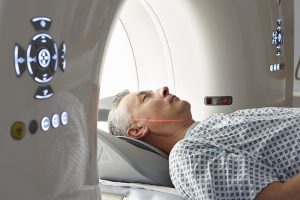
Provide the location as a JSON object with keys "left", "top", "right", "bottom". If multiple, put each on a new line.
{"left": 204, "top": 96, "right": 233, "bottom": 106}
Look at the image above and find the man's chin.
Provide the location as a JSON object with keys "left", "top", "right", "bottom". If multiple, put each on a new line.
{"left": 181, "top": 100, "right": 191, "bottom": 108}
{"left": 176, "top": 100, "right": 191, "bottom": 113}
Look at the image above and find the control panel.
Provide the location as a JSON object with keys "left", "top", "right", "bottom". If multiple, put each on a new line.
{"left": 204, "top": 96, "right": 233, "bottom": 106}
{"left": 11, "top": 17, "right": 69, "bottom": 139}
{"left": 0, "top": 1, "right": 122, "bottom": 199}
{"left": 11, "top": 111, "right": 69, "bottom": 140}
{"left": 270, "top": 18, "right": 284, "bottom": 72}
{"left": 14, "top": 17, "right": 66, "bottom": 99}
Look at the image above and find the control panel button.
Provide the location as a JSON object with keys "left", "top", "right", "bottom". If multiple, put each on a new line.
{"left": 11, "top": 121, "right": 26, "bottom": 140}
{"left": 51, "top": 43, "right": 58, "bottom": 72}
{"left": 52, "top": 114, "right": 60, "bottom": 128}
{"left": 29, "top": 120, "right": 38, "bottom": 134}
{"left": 41, "top": 117, "right": 50, "bottom": 131}
{"left": 32, "top": 33, "right": 53, "bottom": 49}
{"left": 34, "top": 69, "right": 54, "bottom": 83}
{"left": 58, "top": 42, "right": 66, "bottom": 72}
{"left": 275, "top": 49, "right": 281, "bottom": 57}
{"left": 38, "top": 48, "right": 51, "bottom": 68}
{"left": 27, "top": 43, "right": 39, "bottom": 76}
{"left": 272, "top": 27, "right": 283, "bottom": 48}
{"left": 34, "top": 85, "right": 54, "bottom": 100}
{"left": 14, "top": 44, "right": 27, "bottom": 77}
{"left": 270, "top": 63, "right": 283, "bottom": 72}
{"left": 31, "top": 17, "right": 52, "bottom": 31}
{"left": 276, "top": 19, "right": 282, "bottom": 26}
{"left": 61, "top": 112, "right": 68, "bottom": 125}
{"left": 27, "top": 34, "right": 58, "bottom": 84}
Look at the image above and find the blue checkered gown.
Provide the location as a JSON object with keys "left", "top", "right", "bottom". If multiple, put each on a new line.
{"left": 169, "top": 107, "right": 300, "bottom": 200}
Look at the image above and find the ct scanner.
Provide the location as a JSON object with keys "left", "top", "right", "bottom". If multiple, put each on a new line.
{"left": 0, "top": 0, "right": 295, "bottom": 200}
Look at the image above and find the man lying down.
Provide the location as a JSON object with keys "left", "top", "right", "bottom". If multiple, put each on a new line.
{"left": 107, "top": 86, "right": 300, "bottom": 200}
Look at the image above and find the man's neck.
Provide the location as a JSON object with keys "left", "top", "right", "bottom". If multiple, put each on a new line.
{"left": 143, "top": 119, "right": 195, "bottom": 154}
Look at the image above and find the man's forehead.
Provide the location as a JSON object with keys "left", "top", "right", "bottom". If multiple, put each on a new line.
{"left": 120, "top": 91, "right": 138, "bottom": 108}
{"left": 120, "top": 89, "right": 153, "bottom": 105}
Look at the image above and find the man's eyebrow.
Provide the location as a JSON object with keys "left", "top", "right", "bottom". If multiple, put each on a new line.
{"left": 136, "top": 91, "right": 152, "bottom": 101}
{"left": 136, "top": 91, "right": 148, "bottom": 96}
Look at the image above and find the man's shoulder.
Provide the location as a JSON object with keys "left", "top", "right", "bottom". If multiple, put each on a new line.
{"left": 170, "top": 136, "right": 213, "bottom": 158}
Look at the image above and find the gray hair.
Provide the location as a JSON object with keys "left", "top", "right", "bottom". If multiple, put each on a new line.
{"left": 108, "top": 90, "right": 133, "bottom": 136}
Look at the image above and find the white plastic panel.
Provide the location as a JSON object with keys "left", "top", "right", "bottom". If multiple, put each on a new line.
{"left": 0, "top": 0, "right": 122, "bottom": 199}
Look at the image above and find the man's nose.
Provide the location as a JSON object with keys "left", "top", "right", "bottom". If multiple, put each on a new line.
{"left": 156, "top": 86, "right": 169, "bottom": 98}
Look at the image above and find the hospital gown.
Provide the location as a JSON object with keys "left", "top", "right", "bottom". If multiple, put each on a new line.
{"left": 169, "top": 107, "right": 300, "bottom": 200}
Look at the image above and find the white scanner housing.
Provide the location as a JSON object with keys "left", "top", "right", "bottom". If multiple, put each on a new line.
{"left": 0, "top": 0, "right": 295, "bottom": 200}
{"left": 107, "top": 0, "right": 294, "bottom": 120}
{"left": 0, "top": 0, "right": 122, "bottom": 199}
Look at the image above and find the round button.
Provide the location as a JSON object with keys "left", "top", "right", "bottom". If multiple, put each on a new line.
{"left": 61, "top": 112, "right": 68, "bottom": 125}
{"left": 38, "top": 48, "right": 51, "bottom": 68}
{"left": 11, "top": 122, "right": 26, "bottom": 140}
{"left": 29, "top": 120, "right": 38, "bottom": 134}
{"left": 41, "top": 117, "right": 50, "bottom": 132}
{"left": 52, "top": 114, "right": 60, "bottom": 128}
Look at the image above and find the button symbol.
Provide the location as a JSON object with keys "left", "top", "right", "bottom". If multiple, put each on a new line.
{"left": 52, "top": 114, "right": 60, "bottom": 128}
{"left": 11, "top": 121, "right": 26, "bottom": 140}
{"left": 41, "top": 117, "right": 50, "bottom": 131}
{"left": 52, "top": 54, "right": 57, "bottom": 60}
{"left": 28, "top": 56, "right": 37, "bottom": 63}
{"left": 38, "top": 49, "right": 51, "bottom": 68}
{"left": 276, "top": 49, "right": 281, "bottom": 57}
{"left": 18, "top": 57, "right": 25, "bottom": 64}
{"left": 43, "top": 74, "right": 48, "bottom": 81}
{"left": 43, "top": 89, "right": 48, "bottom": 96}
{"left": 40, "top": 20, "right": 46, "bottom": 28}
{"left": 61, "top": 112, "right": 68, "bottom": 125}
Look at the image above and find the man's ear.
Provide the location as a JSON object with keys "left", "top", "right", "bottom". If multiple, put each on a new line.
{"left": 127, "top": 126, "right": 149, "bottom": 139}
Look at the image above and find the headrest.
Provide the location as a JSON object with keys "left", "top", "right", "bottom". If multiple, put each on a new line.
{"left": 97, "top": 129, "right": 173, "bottom": 187}
{"left": 117, "top": 136, "right": 168, "bottom": 159}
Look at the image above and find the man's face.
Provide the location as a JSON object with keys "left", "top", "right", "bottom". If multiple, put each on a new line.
{"left": 120, "top": 86, "right": 192, "bottom": 124}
